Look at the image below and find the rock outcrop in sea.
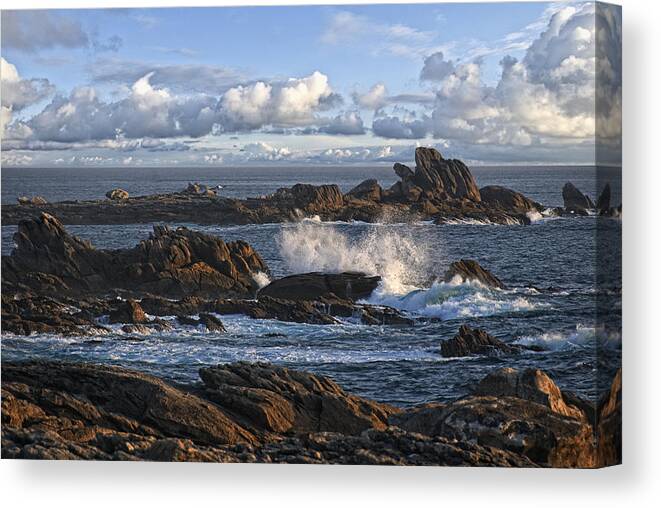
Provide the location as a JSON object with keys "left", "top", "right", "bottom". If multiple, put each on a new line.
{"left": 1, "top": 147, "right": 549, "bottom": 226}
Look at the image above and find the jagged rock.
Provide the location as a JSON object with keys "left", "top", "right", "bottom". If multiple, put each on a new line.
{"left": 596, "top": 183, "right": 611, "bottom": 214}
{"left": 273, "top": 184, "right": 344, "bottom": 213}
{"left": 393, "top": 162, "right": 414, "bottom": 180}
{"left": 121, "top": 324, "right": 152, "bottom": 334}
{"left": 109, "top": 300, "right": 147, "bottom": 324}
{"left": 183, "top": 182, "right": 215, "bottom": 196}
{"left": 1, "top": 294, "right": 109, "bottom": 336}
{"left": 1, "top": 213, "right": 268, "bottom": 299}
{"left": 443, "top": 259, "right": 505, "bottom": 288}
{"left": 1, "top": 361, "right": 256, "bottom": 447}
{"left": 199, "top": 362, "right": 398, "bottom": 435}
{"left": 392, "top": 368, "right": 596, "bottom": 468}
{"left": 345, "top": 179, "right": 382, "bottom": 202}
{"left": 562, "top": 182, "right": 594, "bottom": 210}
{"left": 18, "top": 196, "right": 48, "bottom": 205}
{"left": 479, "top": 186, "right": 542, "bottom": 212}
{"left": 198, "top": 313, "right": 226, "bottom": 332}
{"left": 440, "top": 325, "right": 522, "bottom": 358}
{"left": 258, "top": 272, "right": 380, "bottom": 302}
{"left": 105, "top": 188, "right": 129, "bottom": 200}
{"left": 412, "top": 147, "right": 481, "bottom": 201}
{"left": 474, "top": 368, "right": 585, "bottom": 420}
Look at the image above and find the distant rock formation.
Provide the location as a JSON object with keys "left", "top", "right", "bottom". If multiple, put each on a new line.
{"left": 17, "top": 196, "right": 47, "bottom": 205}
{"left": 562, "top": 182, "right": 594, "bottom": 211}
{"left": 596, "top": 183, "right": 611, "bottom": 214}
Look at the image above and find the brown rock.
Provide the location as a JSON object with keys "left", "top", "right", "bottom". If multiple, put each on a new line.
{"left": 105, "top": 188, "right": 129, "bottom": 200}
{"left": 109, "top": 300, "right": 147, "bottom": 324}
{"left": 479, "top": 185, "right": 542, "bottom": 212}
{"left": 412, "top": 147, "right": 481, "bottom": 201}
{"left": 2, "top": 361, "right": 256, "bottom": 446}
{"left": 1, "top": 213, "right": 268, "bottom": 299}
{"left": 443, "top": 259, "right": 505, "bottom": 288}
{"left": 474, "top": 368, "right": 585, "bottom": 420}
{"left": 345, "top": 179, "right": 382, "bottom": 202}
{"left": 440, "top": 325, "right": 522, "bottom": 358}
{"left": 199, "top": 362, "right": 398, "bottom": 435}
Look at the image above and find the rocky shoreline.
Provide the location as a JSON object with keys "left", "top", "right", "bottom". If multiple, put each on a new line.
{"left": 1, "top": 359, "right": 621, "bottom": 466}
{"left": 0, "top": 147, "right": 620, "bottom": 226}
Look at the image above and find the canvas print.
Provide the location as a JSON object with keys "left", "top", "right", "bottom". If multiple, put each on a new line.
{"left": 0, "top": 2, "right": 621, "bottom": 467}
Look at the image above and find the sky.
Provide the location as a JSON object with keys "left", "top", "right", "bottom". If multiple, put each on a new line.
{"left": 0, "top": 1, "right": 621, "bottom": 167}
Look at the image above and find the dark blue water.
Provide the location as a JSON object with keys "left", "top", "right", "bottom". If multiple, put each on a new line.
{"left": 0, "top": 165, "right": 622, "bottom": 407}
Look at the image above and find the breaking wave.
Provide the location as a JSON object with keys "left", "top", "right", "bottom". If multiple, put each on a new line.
{"left": 513, "top": 324, "right": 622, "bottom": 351}
{"left": 366, "top": 279, "right": 545, "bottom": 320}
{"left": 277, "top": 222, "right": 429, "bottom": 294}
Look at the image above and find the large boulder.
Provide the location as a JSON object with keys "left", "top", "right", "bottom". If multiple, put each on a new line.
{"left": 411, "top": 147, "right": 481, "bottom": 201}
{"left": 105, "top": 188, "right": 129, "bottom": 200}
{"left": 1, "top": 213, "right": 268, "bottom": 299}
{"left": 345, "top": 179, "right": 382, "bottom": 202}
{"left": 1, "top": 361, "right": 256, "bottom": 447}
{"left": 109, "top": 299, "right": 147, "bottom": 324}
{"left": 474, "top": 368, "right": 585, "bottom": 420}
{"left": 479, "top": 186, "right": 542, "bottom": 212}
{"left": 440, "top": 325, "right": 521, "bottom": 358}
{"left": 199, "top": 362, "right": 398, "bottom": 435}
{"left": 258, "top": 272, "right": 380, "bottom": 302}
{"left": 562, "top": 182, "right": 594, "bottom": 210}
{"left": 392, "top": 368, "right": 596, "bottom": 468}
{"left": 443, "top": 259, "right": 505, "bottom": 289}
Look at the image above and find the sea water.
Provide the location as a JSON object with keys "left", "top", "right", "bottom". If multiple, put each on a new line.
{"left": 0, "top": 165, "right": 622, "bottom": 406}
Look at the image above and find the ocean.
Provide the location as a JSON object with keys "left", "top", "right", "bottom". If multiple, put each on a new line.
{"left": 0, "top": 165, "right": 622, "bottom": 406}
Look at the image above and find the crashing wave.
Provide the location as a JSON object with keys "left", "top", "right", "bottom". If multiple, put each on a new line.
{"left": 277, "top": 221, "right": 428, "bottom": 294}
{"left": 513, "top": 324, "right": 621, "bottom": 351}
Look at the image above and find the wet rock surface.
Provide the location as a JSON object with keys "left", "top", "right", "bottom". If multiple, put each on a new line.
{"left": 440, "top": 325, "right": 526, "bottom": 358}
{"left": 443, "top": 259, "right": 505, "bottom": 288}
{"left": 258, "top": 272, "right": 381, "bottom": 302}
{"left": 1, "top": 360, "right": 619, "bottom": 466}
{"left": 1, "top": 213, "right": 268, "bottom": 299}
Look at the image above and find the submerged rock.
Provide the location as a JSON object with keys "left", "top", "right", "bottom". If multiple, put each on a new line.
{"left": 443, "top": 259, "right": 505, "bottom": 289}
{"left": 258, "top": 272, "right": 381, "bottom": 302}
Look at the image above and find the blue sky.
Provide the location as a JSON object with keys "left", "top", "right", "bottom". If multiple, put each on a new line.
{"left": 1, "top": 2, "right": 621, "bottom": 167}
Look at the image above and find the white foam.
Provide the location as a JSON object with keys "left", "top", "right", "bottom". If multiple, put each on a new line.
{"left": 252, "top": 271, "right": 271, "bottom": 288}
{"left": 366, "top": 279, "right": 545, "bottom": 320}
{"left": 526, "top": 210, "right": 543, "bottom": 223}
{"left": 513, "top": 324, "right": 621, "bottom": 351}
{"left": 277, "top": 222, "right": 428, "bottom": 294}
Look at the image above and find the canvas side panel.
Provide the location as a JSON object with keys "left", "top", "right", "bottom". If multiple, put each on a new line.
{"left": 595, "top": 1, "right": 622, "bottom": 467}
